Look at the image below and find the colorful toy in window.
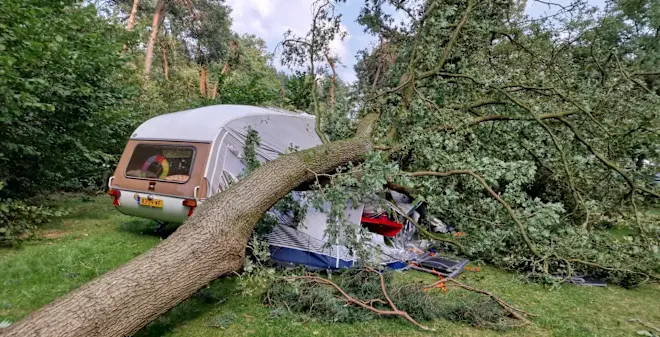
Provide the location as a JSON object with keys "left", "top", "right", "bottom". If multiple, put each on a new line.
{"left": 141, "top": 155, "right": 170, "bottom": 179}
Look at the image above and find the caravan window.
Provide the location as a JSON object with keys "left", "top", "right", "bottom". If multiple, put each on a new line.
{"left": 125, "top": 144, "right": 196, "bottom": 183}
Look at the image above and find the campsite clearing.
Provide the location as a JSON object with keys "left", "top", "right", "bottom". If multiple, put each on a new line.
{"left": 1, "top": 195, "right": 658, "bottom": 337}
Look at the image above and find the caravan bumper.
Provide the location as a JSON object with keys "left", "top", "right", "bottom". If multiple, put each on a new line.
{"left": 112, "top": 190, "right": 194, "bottom": 224}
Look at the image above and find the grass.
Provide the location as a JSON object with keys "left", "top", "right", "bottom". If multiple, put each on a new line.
{"left": 1, "top": 195, "right": 659, "bottom": 337}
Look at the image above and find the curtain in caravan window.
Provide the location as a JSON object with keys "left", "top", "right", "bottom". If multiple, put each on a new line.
{"left": 125, "top": 144, "right": 195, "bottom": 183}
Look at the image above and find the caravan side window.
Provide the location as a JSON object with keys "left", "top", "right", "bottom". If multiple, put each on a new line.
{"left": 125, "top": 144, "right": 196, "bottom": 183}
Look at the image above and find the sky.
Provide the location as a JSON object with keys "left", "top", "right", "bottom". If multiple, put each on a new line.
{"left": 224, "top": 0, "right": 606, "bottom": 83}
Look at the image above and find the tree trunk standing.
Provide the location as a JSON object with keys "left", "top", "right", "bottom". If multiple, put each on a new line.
{"left": 2, "top": 138, "right": 372, "bottom": 337}
{"left": 371, "top": 62, "right": 382, "bottom": 91}
{"left": 211, "top": 63, "right": 230, "bottom": 100}
{"left": 325, "top": 53, "right": 337, "bottom": 112}
{"left": 126, "top": 0, "right": 140, "bottom": 31}
{"left": 144, "top": 0, "right": 165, "bottom": 78}
{"left": 211, "top": 40, "right": 238, "bottom": 100}
{"left": 160, "top": 42, "right": 169, "bottom": 80}
{"left": 199, "top": 65, "right": 209, "bottom": 97}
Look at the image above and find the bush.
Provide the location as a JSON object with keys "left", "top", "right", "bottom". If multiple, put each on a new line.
{"left": 0, "top": 183, "right": 65, "bottom": 246}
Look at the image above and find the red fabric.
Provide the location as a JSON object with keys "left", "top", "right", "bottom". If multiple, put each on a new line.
{"left": 360, "top": 215, "right": 403, "bottom": 237}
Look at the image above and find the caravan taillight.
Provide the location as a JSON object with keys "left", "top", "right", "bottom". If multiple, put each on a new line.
{"left": 183, "top": 199, "right": 197, "bottom": 216}
{"left": 108, "top": 189, "right": 121, "bottom": 206}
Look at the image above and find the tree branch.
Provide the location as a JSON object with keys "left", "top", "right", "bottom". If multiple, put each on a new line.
{"left": 406, "top": 170, "right": 542, "bottom": 258}
{"left": 285, "top": 274, "right": 433, "bottom": 331}
{"left": 384, "top": 200, "right": 465, "bottom": 252}
{"left": 558, "top": 117, "right": 660, "bottom": 199}
{"left": 431, "top": 111, "right": 576, "bottom": 132}
{"left": 448, "top": 99, "right": 506, "bottom": 110}
{"left": 417, "top": 1, "right": 476, "bottom": 81}
{"left": 494, "top": 88, "right": 589, "bottom": 226}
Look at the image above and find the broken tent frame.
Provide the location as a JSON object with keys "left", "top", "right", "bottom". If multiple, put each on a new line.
{"left": 266, "top": 191, "right": 470, "bottom": 276}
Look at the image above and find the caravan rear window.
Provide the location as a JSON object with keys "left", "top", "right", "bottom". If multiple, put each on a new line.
{"left": 125, "top": 144, "right": 196, "bottom": 183}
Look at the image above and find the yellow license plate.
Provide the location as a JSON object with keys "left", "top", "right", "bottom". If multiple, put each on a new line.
{"left": 139, "top": 198, "right": 163, "bottom": 208}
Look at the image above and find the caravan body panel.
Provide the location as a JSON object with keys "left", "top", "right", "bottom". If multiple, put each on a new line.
{"left": 109, "top": 105, "right": 320, "bottom": 224}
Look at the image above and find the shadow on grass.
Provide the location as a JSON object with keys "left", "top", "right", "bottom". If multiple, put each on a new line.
{"left": 134, "top": 278, "right": 238, "bottom": 337}
{"left": 118, "top": 219, "right": 180, "bottom": 239}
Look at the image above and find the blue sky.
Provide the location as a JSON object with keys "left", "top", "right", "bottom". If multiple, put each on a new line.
{"left": 225, "top": 0, "right": 606, "bottom": 82}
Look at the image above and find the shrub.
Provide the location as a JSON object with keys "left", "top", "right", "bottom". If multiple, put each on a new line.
{"left": 0, "top": 183, "right": 66, "bottom": 246}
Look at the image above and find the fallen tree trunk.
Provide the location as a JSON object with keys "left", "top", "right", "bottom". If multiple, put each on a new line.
{"left": 3, "top": 138, "right": 372, "bottom": 337}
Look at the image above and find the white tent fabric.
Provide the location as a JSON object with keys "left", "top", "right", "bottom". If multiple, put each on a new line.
{"left": 267, "top": 195, "right": 364, "bottom": 269}
{"left": 266, "top": 191, "right": 420, "bottom": 270}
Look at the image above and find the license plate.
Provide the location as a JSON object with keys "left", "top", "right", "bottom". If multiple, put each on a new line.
{"left": 139, "top": 198, "right": 163, "bottom": 208}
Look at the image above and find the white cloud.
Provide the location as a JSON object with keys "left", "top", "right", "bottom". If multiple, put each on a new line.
{"left": 224, "top": 0, "right": 608, "bottom": 84}
{"left": 225, "top": 0, "right": 354, "bottom": 81}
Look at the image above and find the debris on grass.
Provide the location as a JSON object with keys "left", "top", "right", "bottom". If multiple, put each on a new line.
{"left": 264, "top": 268, "right": 527, "bottom": 331}
{"left": 205, "top": 313, "right": 237, "bottom": 328}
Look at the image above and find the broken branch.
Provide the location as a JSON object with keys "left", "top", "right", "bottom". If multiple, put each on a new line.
{"left": 285, "top": 274, "right": 434, "bottom": 331}
{"left": 406, "top": 170, "right": 542, "bottom": 258}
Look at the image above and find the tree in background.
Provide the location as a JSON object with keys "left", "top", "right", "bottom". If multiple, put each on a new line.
{"left": 213, "top": 34, "right": 282, "bottom": 105}
{"left": 280, "top": 71, "right": 313, "bottom": 111}
{"left": 0, "top": 0, "right": 139, "bottom": 198}
{"left": 278, "top": 0, "right": 348, "bottom": 143}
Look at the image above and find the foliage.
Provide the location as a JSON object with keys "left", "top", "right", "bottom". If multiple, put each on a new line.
{"left": 280, "top": 72, "right": 312, "bottom": 111}
{"left": 186, "top": 0, "right": 233, "bottom": 65}
{"left": 0, "top": 183, "right": 66, "bottom": 246}
{"left": 296, "top": 0, "right": 660, "bottom": 285}
{"left": 277, "top": 0, "right": 348, "bottom": 143}
{"left": 215, "top": 35, "right": 281, "bottom": 106}
{"left": 0, "top": 198, "right": 62, "bottom": 247}
{"left": 242, "top": 128, "right": 308, "bottom": 238}
{"left": 3, "top": 197, "right": 659, "bottom": 336}
{"left": 0, "top": 0, "right": 139, "bottom": 198}
{"left": 237, "top": 237, "right": 278, "bottom": 296}
{"left": 438, "top": 294, "right": 509, "bottom": 330}
{"left": 264, "top": 269, "right": 513, "bottom": 329}
{"left": 244, "top": 127, "right": 261, "bottom": 173}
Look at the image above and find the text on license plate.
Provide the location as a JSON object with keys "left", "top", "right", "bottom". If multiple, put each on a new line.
{"left": 139, "top": 198, "right": 163, "bottom": 208}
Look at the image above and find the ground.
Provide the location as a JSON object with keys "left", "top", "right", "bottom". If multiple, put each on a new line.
{"left": 1, "top": 195, "right": 658, "bottom": 337}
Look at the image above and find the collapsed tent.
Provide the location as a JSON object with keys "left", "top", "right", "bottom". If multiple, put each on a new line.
{"left": 266, "top": 191, "right": 424, "bottom": 270}
{"left": 211, "top": 108, "right": 461, "bottom": 271}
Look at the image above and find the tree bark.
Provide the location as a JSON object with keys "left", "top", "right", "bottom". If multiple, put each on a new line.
{"left": 325, "top": 53, "right": 337, "bottom": 111}
{"left": 371, "top": 62, "right": 382, "bottom": 91}
{"left": 144, "top": 0, "right": 165, "bottom": 78}
{"left": 2, "top": 138, "right": 372, "bottom": 337}
{"left": 160, "top": 41, "right": 169, "bottom": 80}
{"left": 126, "top": 0, "right": 140, "bottom": 31}
{"left": 211, "top": 63, "right": 230, "bottom": 100}
{"left": 199, "top": 65, "right": 209, "bottom": 97}
{"left": 211, "top": 40, "right": 238, "bottom": 100}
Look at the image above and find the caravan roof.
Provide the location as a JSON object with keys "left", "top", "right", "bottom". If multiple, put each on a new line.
{"left": 130, "top": 105, "right": 315, "bottom": 143}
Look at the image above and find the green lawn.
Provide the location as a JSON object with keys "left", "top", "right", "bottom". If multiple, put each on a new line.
{"left": 1, "top": 195, "right": 658, "bottom": 337}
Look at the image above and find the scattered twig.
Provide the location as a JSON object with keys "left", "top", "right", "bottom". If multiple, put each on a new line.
{"left": 78, "top": 261, "right": 93, "bottom": 270}
{"left": 629, "top": 318, "right": 660, "bottom": 333}
{"left": 444, "top": 278, "right": 535, "bottom": 324}
{"left": 285, "top": 274, "right": 434, "bottom": 331}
